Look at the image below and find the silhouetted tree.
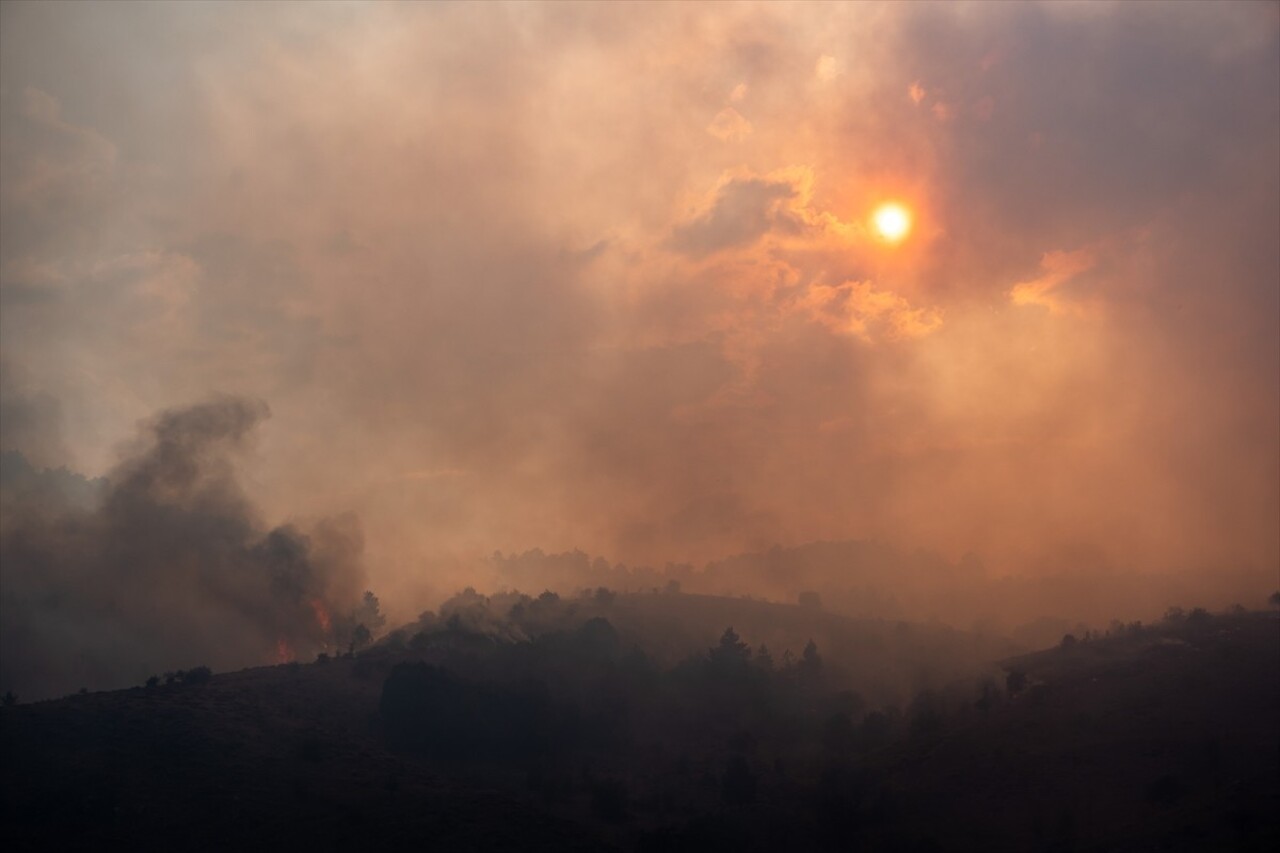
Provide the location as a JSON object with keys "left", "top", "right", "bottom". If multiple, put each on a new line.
{"left": 2, "top": 691, "right": 16, "bottom": 706}
{"left": 355, "top": 590, "right": 386, "bottom": 633}
{"left": 710, "top": 627, "right": 752, "bottom": 668}
{"left": 1269, "top": 590, "right": 1280, "bottom": 610}
{"left": 349, "top": 623, "right": 373, "bottom": 654}
{"left": 975, "top": 679, "right": 999, "bottom": 712}
{"left": 1006, "top": 669, "right": 1028, "bottom": 696}
{"left": 576, "top": 617, "right": 621, "bottom": 659}
{"left": 798, "top": 639, "right": 823, "bottom": 686}
{"left": 1185, "top": 607, "right": 1212, "bottom": 631}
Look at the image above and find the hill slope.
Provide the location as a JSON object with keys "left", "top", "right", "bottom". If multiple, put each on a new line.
{"left": 2, "top": 605, "right": 1276, "bottom": 851}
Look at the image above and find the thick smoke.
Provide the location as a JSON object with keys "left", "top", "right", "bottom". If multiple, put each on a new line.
{"left": 0, "top": 398, "right": 373, "bottom": 700}
{"left": 0, "top": 3, "right": 1276, "bottom": 627}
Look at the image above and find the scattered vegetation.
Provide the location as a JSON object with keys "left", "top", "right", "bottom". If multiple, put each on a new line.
{"left": 2, "top": 596, "right": 1276, "bottom": 852}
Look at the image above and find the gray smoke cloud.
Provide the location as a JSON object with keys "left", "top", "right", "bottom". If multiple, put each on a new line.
{"left": 0, "top": 398, "right": 372, "bottom": 700}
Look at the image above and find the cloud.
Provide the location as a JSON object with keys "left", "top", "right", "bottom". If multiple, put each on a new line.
{"left": 0, "top": 1, "right": 1274, "bottom": 626}
{"left": 669, "top": 175, "right": 806, "bottom": 256}
{"left": 1009, "top": 248, "right": 1097, "bottom": 314}
{"left": 815, "top": 54, "right": 839, "bottom": 82}
{"left": 707, "top": 106, "right": 753, "bottom": 142}
{"left": 796, "top": 280, "right": 942, "bottom": 342}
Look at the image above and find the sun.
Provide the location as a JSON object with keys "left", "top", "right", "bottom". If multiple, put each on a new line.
{"left": 872, "top": 202, "right": 912, "bottom": 242}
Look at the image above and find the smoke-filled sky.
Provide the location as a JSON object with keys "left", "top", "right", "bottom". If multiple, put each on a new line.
{"left": 2, "top": 2, "right": 1278, "bottom": 618}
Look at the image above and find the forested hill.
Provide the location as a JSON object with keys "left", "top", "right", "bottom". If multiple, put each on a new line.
{"left": 2, "top": 602, "right": 1276, "bottom": 851}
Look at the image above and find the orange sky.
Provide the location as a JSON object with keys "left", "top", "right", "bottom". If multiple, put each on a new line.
{"left": 2, "top": 2, "right": 1277, "bottom": 615}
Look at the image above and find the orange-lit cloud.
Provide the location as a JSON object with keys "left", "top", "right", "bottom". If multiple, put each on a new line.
{"left": 707, "top": 107, "right": 753, "bottom": 142}
{"left": 796, "top": 280, "right": 942, "bottom": 342}
{"left": 1010, "top": 248, "right": 1097, "bottom": 314}
{"left": 0, "top": 0, "right": 1275, "bottom": 629}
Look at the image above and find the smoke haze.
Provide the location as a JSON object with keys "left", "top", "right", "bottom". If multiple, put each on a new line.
{"left": 1, "top": 398, "right": 370, "bottom": 699}
{"left": 1, "top": 3, "right": 1277, "bottom": 693}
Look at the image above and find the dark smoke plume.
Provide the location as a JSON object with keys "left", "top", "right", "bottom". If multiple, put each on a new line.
{"left": 0, "top": 397, "right": 374, "bottom": 700}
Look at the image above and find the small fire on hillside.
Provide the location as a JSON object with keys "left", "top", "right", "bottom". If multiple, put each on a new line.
{"left": 308, "top": 594, "right": 330, "bottom": 635}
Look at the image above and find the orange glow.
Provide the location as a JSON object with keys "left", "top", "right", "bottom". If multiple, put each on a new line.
{"left": 275, "top": 638, "right": 294, "bottom": 664}
{"left": 310, "top": 598, "right": 332, "bottom": 635}
{"left": 872, "top": 202, "right": 912, "bottom": 242}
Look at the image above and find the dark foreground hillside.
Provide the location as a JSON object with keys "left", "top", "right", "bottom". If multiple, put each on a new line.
{"left": 2, "top": 605, "right": 1277, "bottom": 852}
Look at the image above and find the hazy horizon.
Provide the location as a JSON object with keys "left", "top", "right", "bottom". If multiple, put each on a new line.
{"left": 2, "top": 1, "right": 1277, "bottom": 697}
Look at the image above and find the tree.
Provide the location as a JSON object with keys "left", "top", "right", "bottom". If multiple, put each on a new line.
{"left": 798, "top": 639, "right": 823, "bottom": 685}
{"left": 1269, "top": 590, "right": 1280, "bottom": 610}
{"left": 349, "top": 623, "right": 373, "bottom": 654}
{"left": 1185, "top": 607, "right": 1212, "bottom": 631}
{"left": 710, "top": 627, "right": 752, "bottom": 667}
{"left": 354, "top": 590, "right": 386, "bottom": 635}
{"left": 1006, "top": 669, "right": 1028, "bottom": 696}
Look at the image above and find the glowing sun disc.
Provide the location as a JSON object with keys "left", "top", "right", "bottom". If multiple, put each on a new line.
{"left": 873, "top": 203, "right": 912, "bottom": 242}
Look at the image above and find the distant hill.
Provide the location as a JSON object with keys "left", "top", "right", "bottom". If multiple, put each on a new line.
{"left": 396, "top": 588, "right": 1020, "bottom": 706}
{"left": 2, "top": 604, "right": 1276, "bottom": 851}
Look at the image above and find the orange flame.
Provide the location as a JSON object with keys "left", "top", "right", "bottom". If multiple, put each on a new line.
{"left": 275, "top": 637, "right": 294, "bottom": 664}
{"left": 310, "top": 598, "right": 332, "bottom": 635}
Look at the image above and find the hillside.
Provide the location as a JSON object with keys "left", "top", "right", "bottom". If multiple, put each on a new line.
{"left": 2, "top": 603, "right": 1276, "bottom": 851}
